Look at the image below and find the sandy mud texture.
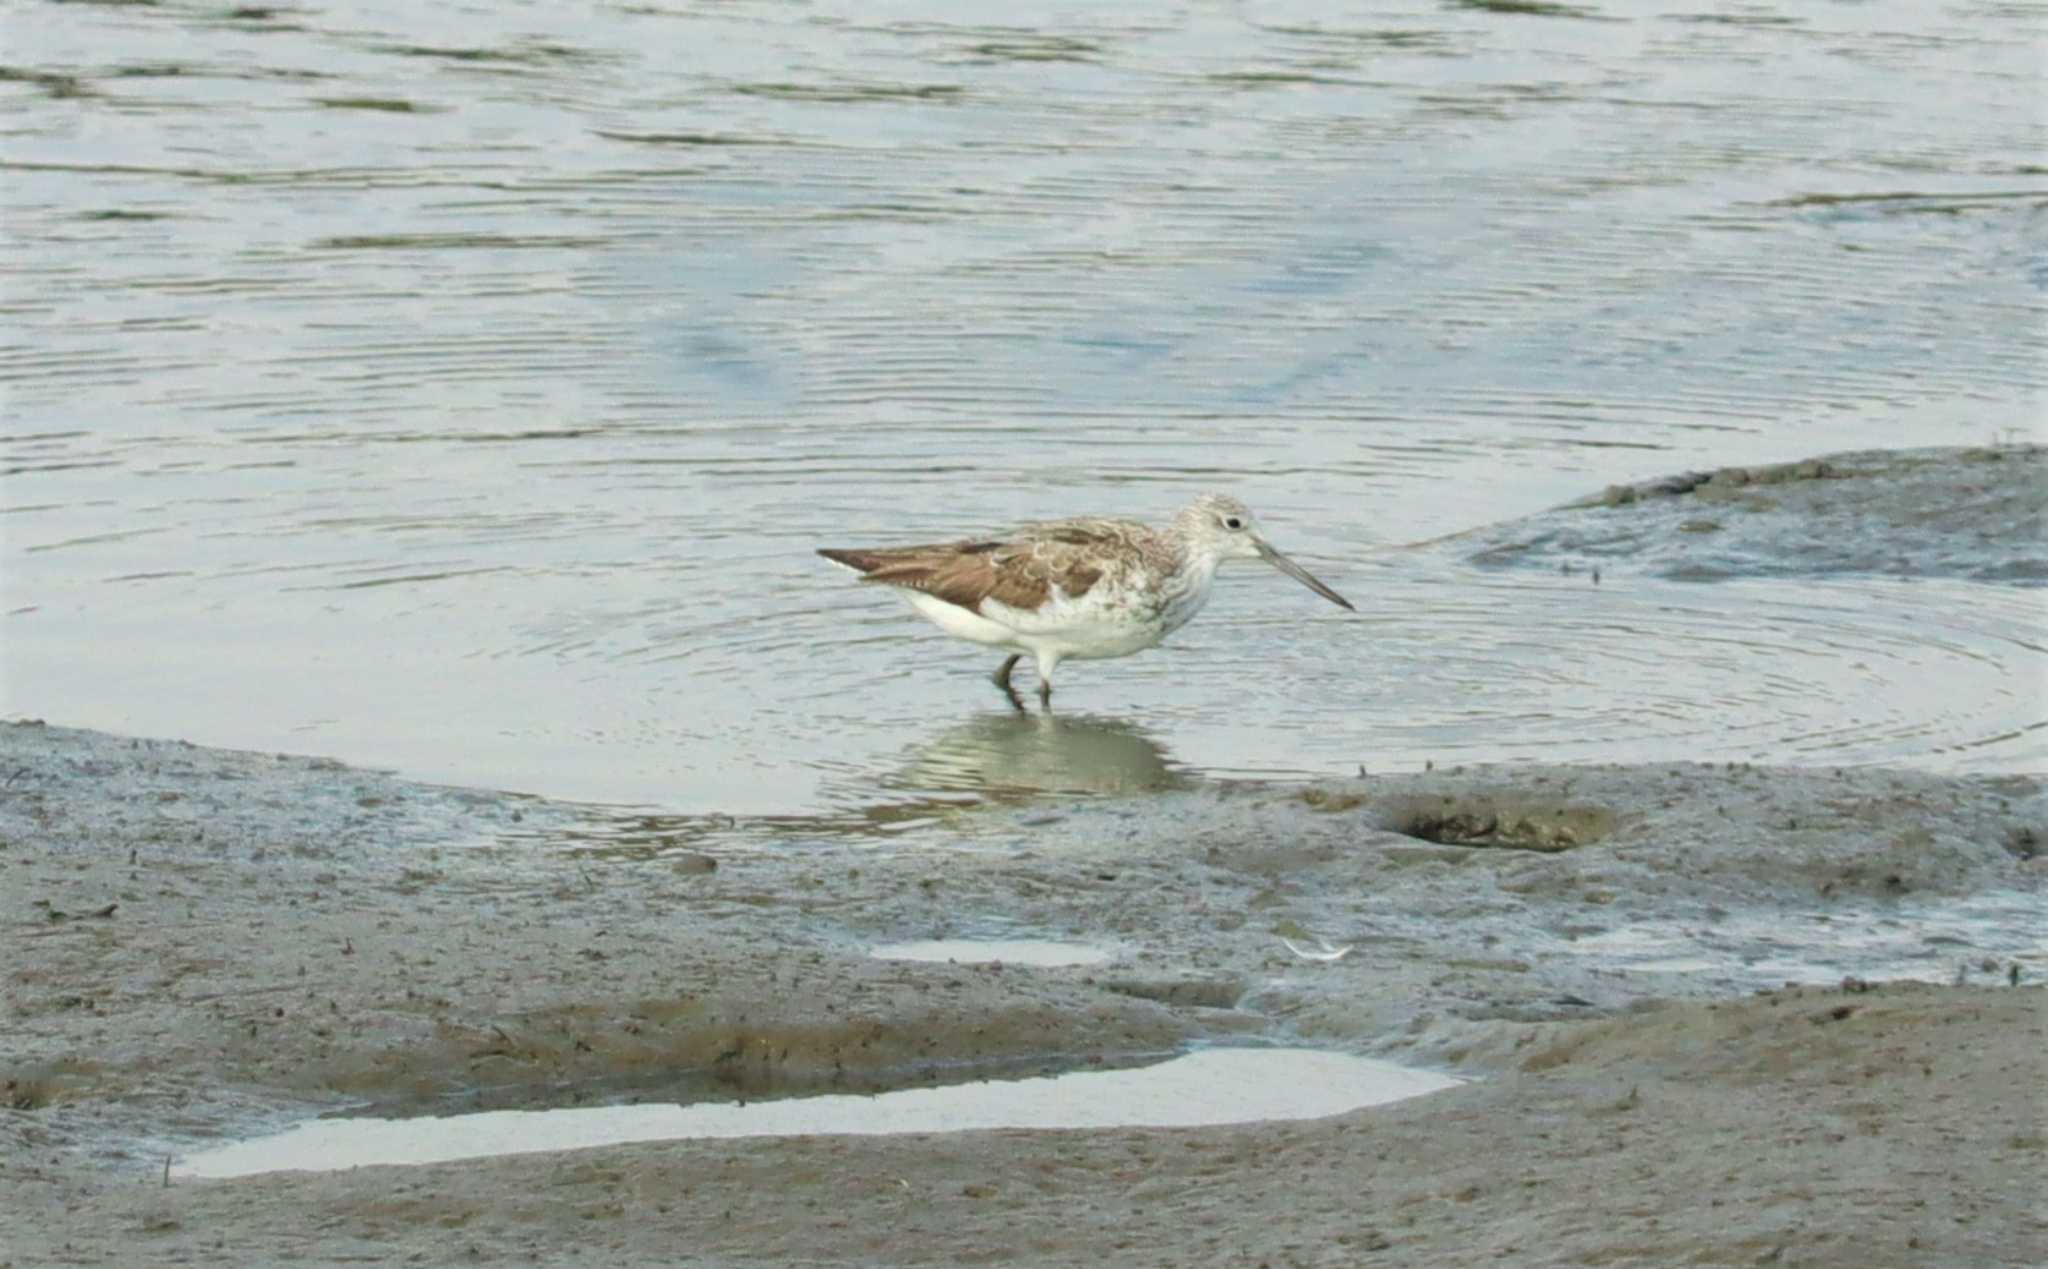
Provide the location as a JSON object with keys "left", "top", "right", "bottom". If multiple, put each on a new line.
{"left": 3, "top": 719, "right": 2043, "bottom": 1266}
{"left": 1427, "top": 443, "right": 2045, "bottom": 583}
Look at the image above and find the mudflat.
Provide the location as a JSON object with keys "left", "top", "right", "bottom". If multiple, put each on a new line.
{"left": 3, "top": 718, "right": 2042, "bottom": 1266}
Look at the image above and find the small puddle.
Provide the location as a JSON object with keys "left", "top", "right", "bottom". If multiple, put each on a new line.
{"left": 868, "top": 938, "right": 1115, "bottom": 967}
{"left": 174, "top": 1048, "right": 1458, "bottom": 1180}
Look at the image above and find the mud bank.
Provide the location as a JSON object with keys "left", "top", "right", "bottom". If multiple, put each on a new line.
{"left": 1426, "top": 444, "right": 2046, "bottom": 583}
{"left": 3, "top": 719, "right": 2043, "bottom": 1266}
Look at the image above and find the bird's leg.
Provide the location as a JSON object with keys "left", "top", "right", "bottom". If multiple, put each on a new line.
{"left": 992, "top": 654, "right": 1026, "bottom": 712}
{"left": 1033, "top": 652, "right": 1059, "bottom": 710}
{"left": 991, "top": 653, "right": 1021, "bottom": 692}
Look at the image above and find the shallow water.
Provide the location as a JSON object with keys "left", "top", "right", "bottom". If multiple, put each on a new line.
{"left": 3, "top": 0, "right": 2043, "bottom": 824}
{"left": 171, "top": 1047, "right": 1460, "bottom": 1179}
{"left": 870, "top": 938, "right": 1117, "bottom": 967}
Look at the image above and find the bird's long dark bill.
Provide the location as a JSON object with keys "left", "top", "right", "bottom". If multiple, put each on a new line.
{"left": 1256, "top": 540, "right": 1354, "bottom": 611}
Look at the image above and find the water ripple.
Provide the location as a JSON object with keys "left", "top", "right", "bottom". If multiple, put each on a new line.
{"left": 2, "top": 0, "right": 2042, "bottom": 816}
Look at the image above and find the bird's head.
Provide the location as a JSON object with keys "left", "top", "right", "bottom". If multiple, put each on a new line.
{"left": 1175, "top": 494, "right": 1353, "bottom": 610}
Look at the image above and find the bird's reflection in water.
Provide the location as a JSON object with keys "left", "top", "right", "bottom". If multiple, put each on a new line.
{"left": 545, "top": 713, "right": 1192, "bottom": 862}
{"left": 885, "top": 710, "right": 1193, "bottom": 800}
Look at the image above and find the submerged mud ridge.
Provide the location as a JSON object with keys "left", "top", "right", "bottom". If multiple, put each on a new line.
{"left": 1430, "top": 444, "right": 2047, "bottom": 583}
{"left": 3, "top": 720, "right": 2044, "bottom": 1264}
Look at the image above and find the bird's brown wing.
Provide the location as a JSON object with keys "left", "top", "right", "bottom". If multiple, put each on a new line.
{"left": 818, "top": 531, "right": 1112, "bottom": 613}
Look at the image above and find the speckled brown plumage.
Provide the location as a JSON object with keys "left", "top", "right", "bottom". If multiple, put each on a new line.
{"left": 818, "top": 495, "right": 1351, "bottom": 706}
{"left": 819, "top": 518, "right": 1176, "bottom": 615}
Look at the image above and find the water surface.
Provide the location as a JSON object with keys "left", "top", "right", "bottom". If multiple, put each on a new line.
{"left": 172, "top": 1047, "right": 1460, "bottom": 1179}
{"left": 4, "top": 0, "right": 2043, "bottom": 826}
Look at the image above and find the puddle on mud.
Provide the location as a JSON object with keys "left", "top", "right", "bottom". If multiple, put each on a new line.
{"left": 173, "top": 1048, "right": 1458, "bottom": 1180}
{"left": 869, "top": 939, "right": 1116, "bottom": 967}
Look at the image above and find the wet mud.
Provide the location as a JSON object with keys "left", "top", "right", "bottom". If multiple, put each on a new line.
{"left": 1433, "top": 444, "right": 2046, "bottom": 584}
{"left": 3, "top": 718, "right": 2042, "bottom": 1263}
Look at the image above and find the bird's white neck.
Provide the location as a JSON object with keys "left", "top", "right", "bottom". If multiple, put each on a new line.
{"left": 1155, "top": 550, "right": 1222, "bottom": 636}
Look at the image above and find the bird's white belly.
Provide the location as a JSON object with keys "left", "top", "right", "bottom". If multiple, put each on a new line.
{"left": 902, "top": 590, "right": 1167, "bottom": 661}
{"left": 1030, "top": 616, "right": 1166, "bottom": 661}
{"left": 903, "top": 592, "right": 1019, "bottom": 647}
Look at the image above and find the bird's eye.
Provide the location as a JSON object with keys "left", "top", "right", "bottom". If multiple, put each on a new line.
{"left": 1223, "top": 516, "right": 1244, "bottom": 530}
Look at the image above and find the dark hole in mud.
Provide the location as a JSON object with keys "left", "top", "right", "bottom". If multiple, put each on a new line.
{"left": 2005, "top": 825, "right": 2040, "bottom": 861}
{"left": 5, "top": 1078, "right": 50, "bottom": 1111}
{"left": 1391, "top": 798, "right": 1616, "bottom": 853}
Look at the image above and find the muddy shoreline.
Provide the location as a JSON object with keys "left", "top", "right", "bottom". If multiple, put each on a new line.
{"left": 4, "top": 720, "right": 2042, "bottom": 1265}
{"left": 1422, "top": 443, "right": 2045, "bottom": 584}
{"left": 5, "top": 445, "right": 2046, "bottom": 1266}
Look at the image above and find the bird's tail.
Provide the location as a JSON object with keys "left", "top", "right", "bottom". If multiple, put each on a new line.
{"left": 817, "top": 547, "right": 891, "bottom": 575}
